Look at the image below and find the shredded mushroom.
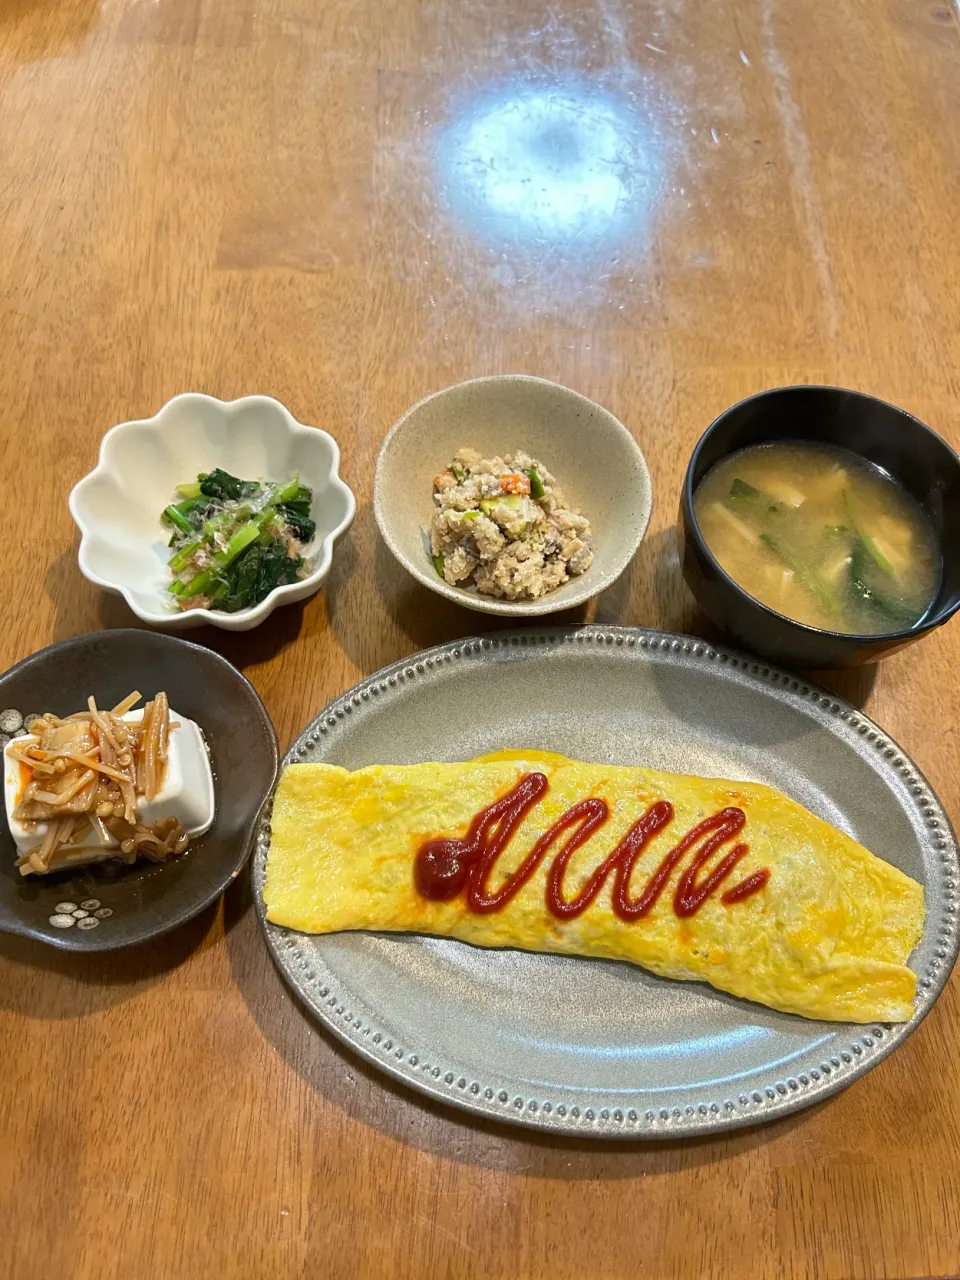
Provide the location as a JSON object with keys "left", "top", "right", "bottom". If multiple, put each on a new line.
{"left": 9, "top": 692, "right": 190, "bottom": 876}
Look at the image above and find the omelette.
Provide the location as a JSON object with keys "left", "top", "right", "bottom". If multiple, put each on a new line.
{"left": 263, "top": 750, "right": 925, "bottom": 1022}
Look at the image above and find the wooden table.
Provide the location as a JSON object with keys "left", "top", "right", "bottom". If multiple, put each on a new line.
{"left": 2, "top": 1, "right": 959, "bottom": 1276}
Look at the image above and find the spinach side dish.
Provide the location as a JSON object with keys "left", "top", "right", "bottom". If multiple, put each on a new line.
{"left": 161, "top": 468, "right": 316, "bottom": 613}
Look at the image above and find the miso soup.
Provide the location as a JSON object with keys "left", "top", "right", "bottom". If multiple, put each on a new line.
{"left": 694, "top": 442, "right": 940, "bottom": 635}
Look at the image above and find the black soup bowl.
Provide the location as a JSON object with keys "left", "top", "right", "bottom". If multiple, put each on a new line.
{"left": 681, "top": 386, "right": 960, "bottom": 669}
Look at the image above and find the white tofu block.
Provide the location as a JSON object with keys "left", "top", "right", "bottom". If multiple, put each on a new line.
{"left": 4, "top": 708, "right": 215, "bottom": 864}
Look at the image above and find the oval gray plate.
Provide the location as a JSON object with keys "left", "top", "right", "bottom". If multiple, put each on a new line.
{"left": 252, "top": 627, "right": 959, "bottom": 1137}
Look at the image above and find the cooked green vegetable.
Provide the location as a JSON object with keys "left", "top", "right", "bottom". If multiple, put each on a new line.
{"left": 162, "top": 468, "right": 315, "bottom": 613}
{"left": 276, "top": 495, "right": 316, "bottom": 543}
{"left": 214, "top": 518, "right": 263, "bottom": 568}
{"left": 727, "top": 478, "right": 784, "bottom": 516}
{"left": 478, "top": 495, "right": 524, "bottom": 515}
{"left": 844, "top": 489, "right": 894, "bottom": 575}
{"left": 169, "top": 538, "right": 202, "bottom": 573}
{"left": 759, "top": 533, "right": 839, "bottom": 614}
{"left": 178, "top": 568, "right": 217, "bottom": 600}
{"left": 199, "top": 468, "right": 260, "bottom": 503}
{"left": 161, "top": 504, "right": 197, "bottom": 535}
{"left": 849, "top": 541, "right": 922, "bottom": 626}
{"left": 214, "top": 542, "right": 303, "bottom": 613}
{"left": 433, "top": 554, "right": 446, "bottom": 577}
{"left": 693, "top": 443, "right": 940, "bottom": 636}
{"left": 524, "top": 467, "right": 546, "bottom": 499}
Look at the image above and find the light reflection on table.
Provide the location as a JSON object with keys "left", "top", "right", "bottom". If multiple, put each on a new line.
{"left": 437, "top": 80, "right": 662, "bottom": 252}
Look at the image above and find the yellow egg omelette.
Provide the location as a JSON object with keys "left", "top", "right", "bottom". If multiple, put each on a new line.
{"left": 263, "top": 750, "right": 925, "bottom": 1022}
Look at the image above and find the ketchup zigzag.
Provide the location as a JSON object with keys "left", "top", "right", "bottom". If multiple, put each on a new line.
{"left": 415, "top": 772, "right": 770, "bottom": 918}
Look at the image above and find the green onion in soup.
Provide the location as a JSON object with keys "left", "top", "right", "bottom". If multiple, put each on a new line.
{"left": 693, "top": 442, "right": 940, "bottom": 635}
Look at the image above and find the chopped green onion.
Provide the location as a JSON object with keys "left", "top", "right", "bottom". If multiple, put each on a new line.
{"left": 433, "top": 554, "right": 446, "bottom": 578}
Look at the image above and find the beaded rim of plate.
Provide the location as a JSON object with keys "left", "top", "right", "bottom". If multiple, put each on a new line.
{"left": 251, "top": 626, "right": 959, "bottom": 1137}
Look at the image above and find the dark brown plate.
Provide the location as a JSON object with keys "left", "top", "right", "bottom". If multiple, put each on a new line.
{"left": 0, "top": 629, "right": 277, "bottom": 951}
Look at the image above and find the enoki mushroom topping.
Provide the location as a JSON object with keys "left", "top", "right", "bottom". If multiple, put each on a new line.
{"left": 9, "top": 691, "right": 190, "bottom": 876}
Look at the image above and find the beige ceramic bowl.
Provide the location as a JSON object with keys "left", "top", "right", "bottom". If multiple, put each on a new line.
{"left": 374, "top": 375, "right": 653, "bottom": 616}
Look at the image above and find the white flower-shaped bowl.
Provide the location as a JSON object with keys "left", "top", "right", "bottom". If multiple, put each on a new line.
{"left": 69, "top": 394, "right": 356, "bottom": 631}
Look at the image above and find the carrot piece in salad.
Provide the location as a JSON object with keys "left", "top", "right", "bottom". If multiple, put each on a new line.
{"left": 499, "top": 472, "right": 531, "bottom": 496}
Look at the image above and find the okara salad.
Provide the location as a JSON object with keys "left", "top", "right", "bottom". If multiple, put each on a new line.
{"left": 162, "top": 469, "right": 316, "bottom": 613}
{"left": 431, "top": 449, "right": 593, "bottom": 600}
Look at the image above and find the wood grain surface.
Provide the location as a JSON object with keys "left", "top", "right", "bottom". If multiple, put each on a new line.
{"left": 2, "top": 1, "right": 960, "bottom": 1277}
